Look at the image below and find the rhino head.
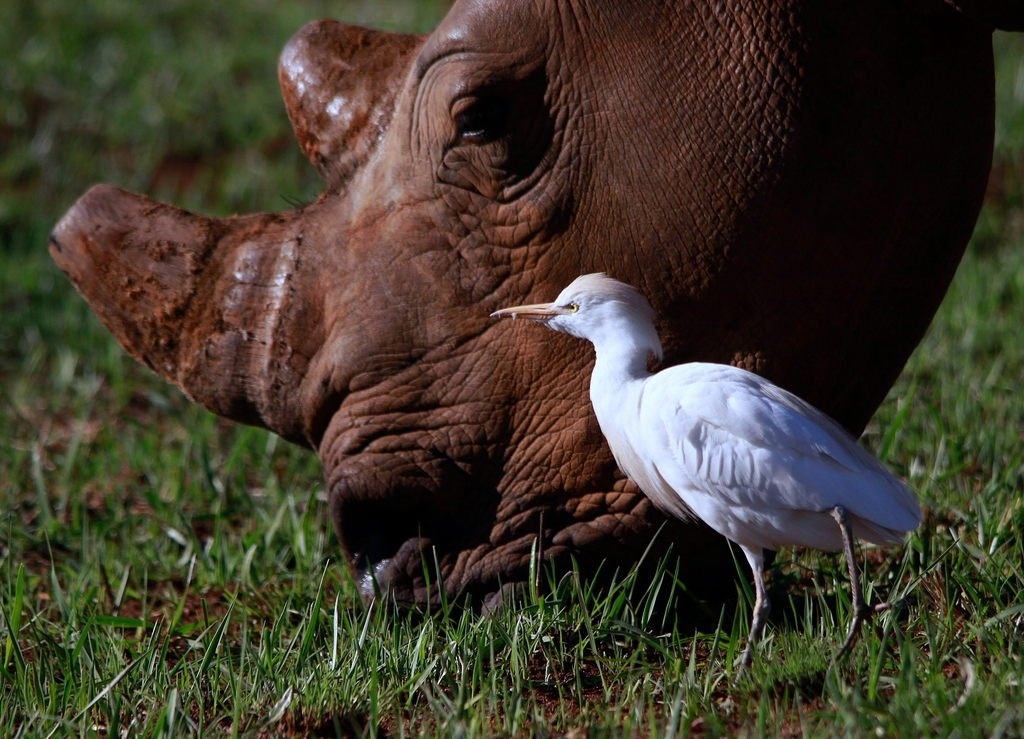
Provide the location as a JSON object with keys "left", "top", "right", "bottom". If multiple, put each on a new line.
{"left": 50, "top": 0, "right": 1008, "bottom": 606}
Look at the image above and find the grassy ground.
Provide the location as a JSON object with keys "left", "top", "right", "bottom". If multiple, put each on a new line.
{"left": 2, "top": 2, "right": 1023, "bottom": 735}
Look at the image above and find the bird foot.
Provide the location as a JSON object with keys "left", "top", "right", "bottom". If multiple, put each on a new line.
{"left": 735, "top": 644, "right": 754, "bottom": 673}
{"left": 833, "top": 599, "right": 890, "bottom": 660}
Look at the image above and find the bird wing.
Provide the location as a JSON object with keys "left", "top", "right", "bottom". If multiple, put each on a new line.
{"left": 635, "top": 363, "right": 921, "bottom": 536}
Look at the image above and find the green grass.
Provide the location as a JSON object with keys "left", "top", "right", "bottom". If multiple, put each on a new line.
{"left": 2, "top": 3, "right": 1024, "bottom": 735}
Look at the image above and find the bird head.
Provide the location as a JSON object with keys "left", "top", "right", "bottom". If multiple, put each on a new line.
{"left": 491, "top": 273, "right": 663, "bottom": 363}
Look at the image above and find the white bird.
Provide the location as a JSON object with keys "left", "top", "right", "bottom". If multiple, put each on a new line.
{"left": 492, "top": 273, "right": 921, "bottom": 667}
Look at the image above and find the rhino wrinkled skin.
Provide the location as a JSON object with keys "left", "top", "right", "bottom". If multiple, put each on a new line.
{"left": 49, "top": 0, "right": 1020, "bottom": 606}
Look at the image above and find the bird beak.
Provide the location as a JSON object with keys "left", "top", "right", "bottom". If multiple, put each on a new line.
{"left": 490, "top": 302, "right": 567, "bottom": 321}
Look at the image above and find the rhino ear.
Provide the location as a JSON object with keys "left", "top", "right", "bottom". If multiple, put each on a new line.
{"left": 278, "top": 20, "right": 423, "bottom": 189}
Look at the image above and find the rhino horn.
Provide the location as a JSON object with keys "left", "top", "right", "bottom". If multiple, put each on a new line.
{"left": 49, "top": 184, "right": 322, "bottom": 445}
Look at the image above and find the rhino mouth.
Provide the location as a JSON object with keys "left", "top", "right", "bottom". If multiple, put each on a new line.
{"left": 341, "top": 500, "right": 434, "bottom": 599}
{"left": 334, "top": 484, "right": 504, "bottom": 605}
{"left": 353, "top": 538, "right": 437, "bottom": 601}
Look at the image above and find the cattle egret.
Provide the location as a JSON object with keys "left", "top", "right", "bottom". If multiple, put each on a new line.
{"left": 492, "top": 273, "right": 921, "bottom": 667}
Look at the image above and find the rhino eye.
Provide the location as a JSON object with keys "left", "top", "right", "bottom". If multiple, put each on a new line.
{"left": 454, "top": 95, "right": 509, "bottom": 144}
{"left": 439, "top": 68, "right": 552, "bottom": 199}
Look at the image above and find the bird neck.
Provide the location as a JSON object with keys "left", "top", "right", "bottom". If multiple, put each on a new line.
{"left": 588, "top": 318, "right": 662, "bottom": 395}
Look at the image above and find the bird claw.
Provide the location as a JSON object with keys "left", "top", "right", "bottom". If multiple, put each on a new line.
{"left": 833, "top": 599, "right": 890, "bottom": 660}
{"left": 735, "top": 645, "right": 754, "bottom": 673}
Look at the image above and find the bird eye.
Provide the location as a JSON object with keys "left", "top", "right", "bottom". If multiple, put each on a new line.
{"left": 567, "top": 302, "right": 580, "bottom": 314}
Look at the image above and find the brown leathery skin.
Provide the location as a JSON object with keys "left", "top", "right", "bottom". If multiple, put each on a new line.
{"left": 51, "top": 0, "right": 1005, "bottom": 606}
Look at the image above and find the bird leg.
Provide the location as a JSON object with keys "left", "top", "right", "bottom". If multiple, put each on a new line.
{"left": 737, "top": 548, "right": 771, "bottom": 670}
{"left": 831, "top": 506, "right": 889, "bottom": 658}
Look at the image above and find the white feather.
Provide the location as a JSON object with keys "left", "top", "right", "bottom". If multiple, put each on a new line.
{"left": 494, "top": 272, "right": 922, "bottom": 665}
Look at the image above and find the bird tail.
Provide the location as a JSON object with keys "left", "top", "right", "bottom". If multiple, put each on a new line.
{"left": 851, "top": 516, "right": 914, "bottom": 547}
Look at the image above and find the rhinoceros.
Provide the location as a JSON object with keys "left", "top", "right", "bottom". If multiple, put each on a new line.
{"left": 49, "top": 0, "right": 1021, "bottom": 607}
